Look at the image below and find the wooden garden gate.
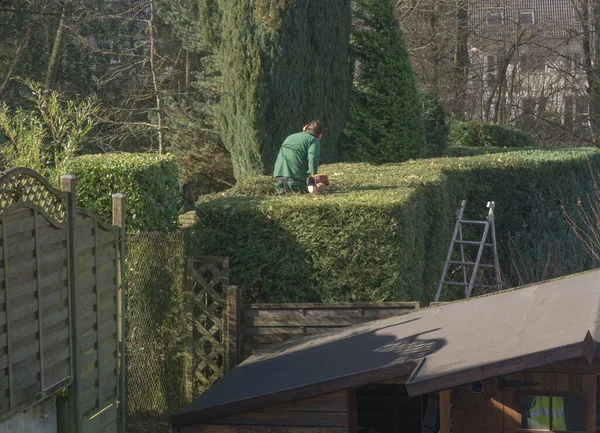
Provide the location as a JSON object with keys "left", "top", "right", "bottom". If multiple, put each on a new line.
{"left": 0, "top": 168, "right": 126, "bottom": 433}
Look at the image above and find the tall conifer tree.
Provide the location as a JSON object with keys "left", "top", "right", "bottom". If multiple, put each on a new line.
{"left": 218, "top": 0, "right": 352, "bottom": 179}
{"left": 341, "top": 0, "right": 426, "bottom": 163}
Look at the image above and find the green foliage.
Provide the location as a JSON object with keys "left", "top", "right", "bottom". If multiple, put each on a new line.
{"left": 194, "top": 149, "right": 600, "bottom": 303}
{"left": 340, "top": 0, "right": 426, "bottom": 164}
{"left": 0, "top": 80, "right": 98, "bottom": 181}
{"left": 218, "top": 0, "right": 352, "bottom": 178}
{"left": 418, "top": 88, "right": 448, "bottom": 157}
{"left": 442, "top": 147, "right": 533, "bottom": 157}
{"left": 62, "top": 153, "right": 180, "bottom": 231}
{"left": 164, "top": 60, "right": 234, "bottom": 202}
{"left": 448, "top": 120, "right": 535, "bottom": 148}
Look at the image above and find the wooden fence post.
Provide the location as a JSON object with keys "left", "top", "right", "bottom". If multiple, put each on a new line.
{"left": 112, "top": 193, "right": 126, "bottom": 433}
{"left": 61, "top": 174, "right": 82, "bottom": 433}
{"left": 224, "top": 286, "right": 241, "bottom": 372}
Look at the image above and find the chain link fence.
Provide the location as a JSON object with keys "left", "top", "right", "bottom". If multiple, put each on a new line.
{"left": 126, "top": 231, "right": 191, "bottom": 433}
{"left": 125, "top": 231, "right": 230, "bottom": 433}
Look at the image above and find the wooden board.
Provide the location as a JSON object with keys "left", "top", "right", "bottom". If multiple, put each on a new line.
{"left": 242, "top": 303, "right": 419, "bottom": 359}
{"left": 202, "top": 392, "right": 349, "bottom": 430}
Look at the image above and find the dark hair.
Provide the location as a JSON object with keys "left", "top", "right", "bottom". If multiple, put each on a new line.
{"left": 305, "top": 120, "right": 323, "bottom": 137}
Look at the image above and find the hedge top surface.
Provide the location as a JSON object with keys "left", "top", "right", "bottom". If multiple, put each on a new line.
{"left": 200, "top": 148, "right": 598, "bottom": 205}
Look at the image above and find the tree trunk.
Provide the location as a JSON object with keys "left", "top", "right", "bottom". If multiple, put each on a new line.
{"left": 453, "top": 0, "right": 470, "bottom": 119}
{"left": 148, "top": 0, "right": 164, "bottom": 154}
{"left": 0, "top": 24, "right": 33, "bottom": 99}
{"left": 585, "top": 0, "right": 600, "bottom": 146}
{"left": 45, "top": 0, "right": 72, "bottom": 91}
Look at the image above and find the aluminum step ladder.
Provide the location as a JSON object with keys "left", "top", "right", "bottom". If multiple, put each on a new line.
{"left": 434, "top": 200, "right": 501, "bottom": 302}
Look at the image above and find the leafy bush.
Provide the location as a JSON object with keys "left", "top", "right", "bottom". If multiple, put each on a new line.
{"left": 448, "top": 120, "right": 535, "bottom": 148}
{"left": 0, "top": 80, "right": 98, "bottom": 182}
{"left": 419, "top": 88, "right": 448, "bottom": 156}
{"left": 193, "top": 149, "right": 599, "bottom": 303}
{"left": 340, "top": 0, "right": 426, "bottom": 163}
{"left": 63, "top": 153, "right": 179, "bottom": 231}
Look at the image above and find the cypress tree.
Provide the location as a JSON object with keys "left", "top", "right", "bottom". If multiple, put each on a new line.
{"left": 218, "top": 0, "right": 352, "bottom": 179}
{"left": 340, "top": 0, "right": 426, "bottom": 164}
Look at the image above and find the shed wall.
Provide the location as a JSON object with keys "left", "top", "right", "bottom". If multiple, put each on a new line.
{"left": 452, "top": 359, "right": 599, "bottom": 433}
{"left": 181, "top": 391, "right": 349, "bottom": 433}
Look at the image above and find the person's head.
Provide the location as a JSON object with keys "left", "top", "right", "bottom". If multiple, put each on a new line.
{"left": 302, "top": 120, "right": 323, "bottom": 141}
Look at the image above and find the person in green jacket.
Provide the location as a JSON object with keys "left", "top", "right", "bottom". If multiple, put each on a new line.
{"left": 273, "top": 120, "right": 323, "bottom": 195}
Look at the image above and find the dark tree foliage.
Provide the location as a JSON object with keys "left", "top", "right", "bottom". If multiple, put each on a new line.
{"left": 340, "top": 0, "right": 426, "bottom": 164}
{"left": 418, "top": 87, "right": 448, "bottom": 156}
{"left": 218, "top": 0, "right": 352, "bottom": 179}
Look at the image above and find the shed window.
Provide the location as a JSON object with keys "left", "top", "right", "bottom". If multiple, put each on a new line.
{"left": 519, "top": 11, "right": 534, "bottom": 25}
{"left": 356, "top": 384, "right": 423, "bottom": 433}
{"left": 519, "top": 393, "right": 585, "bottom": 432}
{"left": 486, "top": 10, "right": 504, "bottom": 25}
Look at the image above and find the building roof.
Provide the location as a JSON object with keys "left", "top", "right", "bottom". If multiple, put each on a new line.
{"left": 170, "top": 269, "right": 600, "bottom": 428}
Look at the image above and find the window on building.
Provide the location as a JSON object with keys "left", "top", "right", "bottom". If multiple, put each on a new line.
{"left": 486, "top": 9, "right": 504, "bottom": 25}
{"left": 486, "top": 54, "right": 498, "bottom": 74}
{"left": 575, "top": 95, "right": 588, "bottom": 116}
{"left": 519, "top": 393, "right": 585, "bottom": 431}
{"left": 519, "top": 10, "right": 534, "bottom": 25}
{"left": 520, "top": 55, "right": 544, "bottom": 73}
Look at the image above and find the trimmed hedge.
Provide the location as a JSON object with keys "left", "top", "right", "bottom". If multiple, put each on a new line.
{"left": 448, "top": 120, "right": 535, "bottom": 148}
{"left": 442, "top": 147, "right": 535, "bottom": 158}
{"left": 63, "top": 153, "right": 180, "bottom": 231}
{"left": 193, "top": 149, "right": 600, "bottom": 303}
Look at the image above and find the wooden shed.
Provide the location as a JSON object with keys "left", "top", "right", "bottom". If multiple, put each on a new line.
{"left": 170, "top": 269, "right": 600, "bottom": 433}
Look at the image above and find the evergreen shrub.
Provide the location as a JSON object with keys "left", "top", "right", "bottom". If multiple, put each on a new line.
{"left": 448, "top": 120, "right": 535, "bottom": 148}
{"left": 419, "top": 88, "right": 448, "bottom": 156}
{"left": 193, "top": 149, "right": 600, "bottom": 303}
{"left": 218, "top": 0, "right": 352, "bottom": 178}
{"left": 63, "top": 153, "right": 179, "bottom": 231}
{"left": 340, "top": 0, "right": 426, "bottom": 163}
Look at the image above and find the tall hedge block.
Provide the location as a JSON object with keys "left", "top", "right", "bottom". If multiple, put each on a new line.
{"left": 340, "top": 0, "right": 426, "bottom": 163}
{"left": 62, "top": 153, "right": 180, "bottom": 231}
{"left": 194, "top": 149, "right": 600, "bottom": 304}
{"left": 218, "top": 0, "right": 352, "bottom": 179}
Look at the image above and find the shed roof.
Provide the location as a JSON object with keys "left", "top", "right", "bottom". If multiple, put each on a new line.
{"left": 170, "top": 269, "right": 600, "bottom": 428}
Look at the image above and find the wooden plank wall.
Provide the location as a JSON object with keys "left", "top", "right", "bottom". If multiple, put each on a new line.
{"left": 242, "top": 302, "right": 420, "bottom": 359}
{"left": 181, "top": 391, "right": 349, "bottom": 433}
{"left": 0, "top": 206, "right": 71, "bottom": 419}
{"left": 75, "top": 210, "right": 120, "bottom": 433}
{"left": 452, "top": 359, "right": 599, "bottom": 433}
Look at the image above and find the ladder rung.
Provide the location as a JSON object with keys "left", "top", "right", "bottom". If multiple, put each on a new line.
{"left": 459, "top": 220, "right": 487, "bottom": 225}
{"left": 449, "top": 261, "right": 496, "bottom": 268}
{"left": 454, "top": 240, "right": 493, "bottom": 246}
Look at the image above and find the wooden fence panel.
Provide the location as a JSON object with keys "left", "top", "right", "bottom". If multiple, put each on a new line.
{"left": 242, "top": 302, "right": 420, "bottom": 359}
{"left": 75, "top": 209, "right": 121, "bottom": 433}
{"left": 0, "top": 168, "right": 71, "bottom": 422}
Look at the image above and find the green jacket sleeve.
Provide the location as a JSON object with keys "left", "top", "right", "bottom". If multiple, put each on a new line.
{"left": 308, "top": 138, "right": 321, "bottom": 175}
